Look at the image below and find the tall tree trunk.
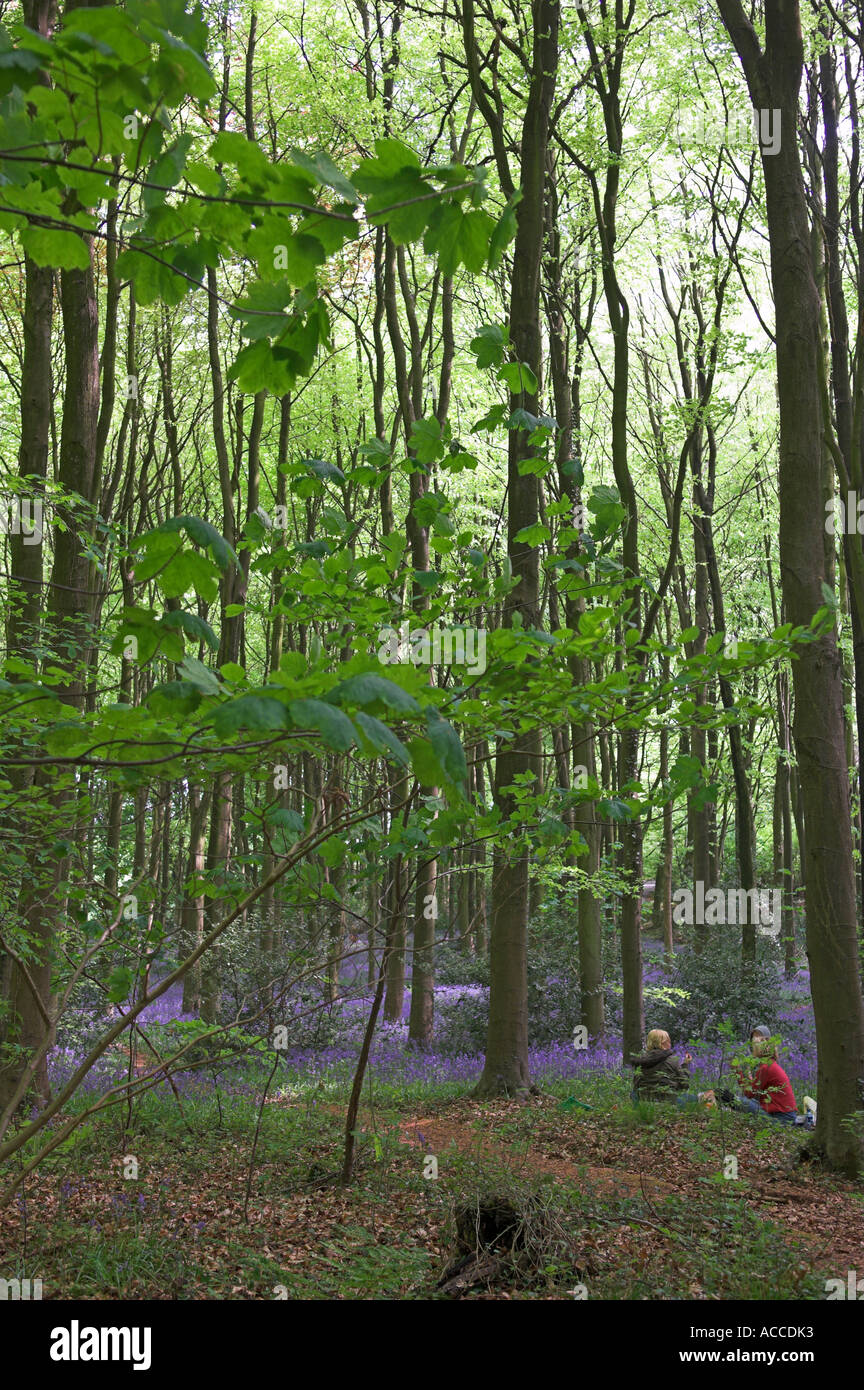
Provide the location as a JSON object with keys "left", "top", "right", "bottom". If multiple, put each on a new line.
{"left": 1, "top": 0, "right": 101, "bottom": 1112}
{"left": 470, "top": 0, "right": 559, "bottom": 1096}
{"left": 718, "top": 0, "right": 864, "bottom": 1173}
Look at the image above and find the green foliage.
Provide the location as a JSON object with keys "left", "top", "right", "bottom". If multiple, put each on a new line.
{"left": 649, "top": 938, "right": 783, "bottom": 1049}
{"left": 0, "top": 0, "right": 848, "bottom": 1214}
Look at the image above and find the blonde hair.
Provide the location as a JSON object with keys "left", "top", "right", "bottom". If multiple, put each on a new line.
{"left": 645, "top": 1028, "right": 671, "bottom": 1051}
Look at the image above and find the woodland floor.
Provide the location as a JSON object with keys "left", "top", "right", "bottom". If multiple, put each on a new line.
{"left": 1, "top": 1086, "right": 862, "bottom": 1299}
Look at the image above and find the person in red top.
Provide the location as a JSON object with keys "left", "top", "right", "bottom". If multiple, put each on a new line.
{"left": 728, "top": 1026, "right": 798, "bottom": 1124}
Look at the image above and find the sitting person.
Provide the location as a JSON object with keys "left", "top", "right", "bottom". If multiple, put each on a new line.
{"left": 722, "top": 1025, "right": 798, "bottom": 1124}
{"left": 629, "top": 1028, "right": 693, "bottom": 1103}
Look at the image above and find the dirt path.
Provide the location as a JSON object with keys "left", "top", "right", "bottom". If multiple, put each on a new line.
{"left": 288, "top": 1091, "right": 864, "bottom": 1275}
{"left": 304, "top": 1099, "right": 673, "bottom": 1201}
{"left": 397, "top": 1112, "right": 677, "bottom": 1200}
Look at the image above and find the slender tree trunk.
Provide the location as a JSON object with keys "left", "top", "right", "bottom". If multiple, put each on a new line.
{"left": 471, "top": 0, "right": 559, "bottom": 1096}
{"left": 408, "top": 857, "right": 436, "bottom": 1045}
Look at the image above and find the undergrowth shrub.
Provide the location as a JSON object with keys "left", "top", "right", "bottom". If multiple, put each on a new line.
{"left": 649, "top": 936, "right": 782, "bottom": 1046}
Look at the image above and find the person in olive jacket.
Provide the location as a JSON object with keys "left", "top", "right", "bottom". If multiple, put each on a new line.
{"left": 629, "top": 1028, "right": 692, "bottom": 1101}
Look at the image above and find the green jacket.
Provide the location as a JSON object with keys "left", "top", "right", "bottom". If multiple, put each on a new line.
{"left": 630, "top": 1047, "right": 690, "bottom": 1098}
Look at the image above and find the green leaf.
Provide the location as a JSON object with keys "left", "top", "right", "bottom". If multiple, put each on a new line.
{"left": 209, "top": 130, "right": 270, "bottom": 179}
{"left": 353, "top": 138, "right": 421, "bottom": 190}
{"left": 159, "top": 549, "right": 221, "bottom": 602}
{"left": 107, "top": 966, "right": 134, "bottom": 1003}
{"left": 300, "top": 456, "right": 345, "bottom": 484}
{"left": 588, "top": 484, "right": 627, "bottom": 538}
{"left": 289, "top": 147, "right": 359, "bottom": 204}
{"left": 358, "top": 436, "right": 391, "bottom": 462}
{"left": 162, "top": 610, "right": 219, "bottom": 650}
{"left": 295, "top": 539, "right": 332, "bottom": 559}
{"left": 288, "top": 698, "right": 356, "bottom": 752}
{"left": 412, "top": 568, "right": 441, "bottom": 592}
{"left": 423, "top": 202, "right": 495, "bottom": 274}
{"left": 488, "top": 189, "right": 522, "bottom": 269}
{"left": 329, "top": 673, "right": 421, "bottom": 715}
{"left": 212, "top": 695, "right": 291, "bottom": 735}
{"left": 248, "top": 221, "right": 327, "bottom": 286}
{"left": 408, "top": 737, "right": 441, "bottom": 787}
{"left": 670, "top": 754, "right": 703, "bottom": 789}
{"left": 143, "top": 133, "right": 193, "bottom": 209}
{"left": 21, "top": 226, "right": 90, "bottom": 270}
{"left": 425, "top": 709, "right": 467, "bottom": 785}
{"left": 318, "top": 837, "right": 346, "bottom": 868}
{"left": 498, "top": 361, "right": 538, "bottom": 395}
{"left": 366, "top": 172, "right": 433, "bottom": 243}
{"left": 561, "top": 456, "right": 584, "bottom": 484}
{"left": 264, "top": 807, "right": 306, "bottom": 840}
{"left": 470, "top": 323, "right": 508, "bottom": 369}
{"left": 187, "top": 161, "right": 224, "bottom": 197}
{"left": 159, "top": 515, "right": 238, "bottom": 572}
{"left": 229, "top": 340, "right": 300, "bottom": 393}
{"left": 408, "top": 417, "right": 445, "bottom": 465}
{"left": 691, "top": 781, "right": 718, "bottom": 811}
{"left": 354, "top": 711, "right": 410, "bottom": 766}
{"left": 217, "top": 663, "right": 244, "bottom": 684}
{"left": 177, "top": 656, "right": 220, "bottom": 695}
{"left": 473, "top": 403, "right": 509, "bottom": 433}
{"left": 230, "top": 279, "right": 294, "bottom": 339}
{"left": 114, "top": 248, "right": 189, "bottom": 306}
{"left": 114, "top": 607, "right": 177, "bottom": 664}
{"left": 514, "top": 523, "right": 550, "bottom": 546}
{"left": 507, "top": 408, "right": 540, "bottom": 432}
{"left": 147, "top": 681, "right": 203, "bottom": 718}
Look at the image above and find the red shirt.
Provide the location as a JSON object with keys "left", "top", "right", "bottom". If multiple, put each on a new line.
{"left": 741, "top": 1060, "right": 796, "bottom": 1113}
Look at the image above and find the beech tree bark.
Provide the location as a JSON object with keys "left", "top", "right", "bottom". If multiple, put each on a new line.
{"left": 718, "top": 0, "right": 864, "bottom": 1173}
{"left": 467, "top": 0, "right": 559, "bottom": 1095}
